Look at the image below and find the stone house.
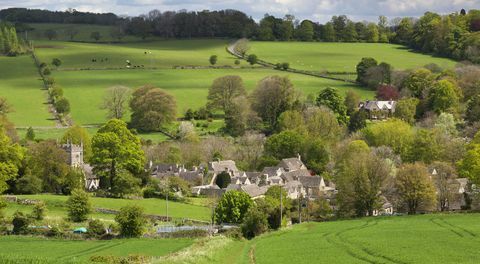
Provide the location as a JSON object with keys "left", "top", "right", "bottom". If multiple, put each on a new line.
{"left": 358, "top": 100, "right": 396, "bottom": 120}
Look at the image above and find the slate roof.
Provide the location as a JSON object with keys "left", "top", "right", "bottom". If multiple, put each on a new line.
{"left": 241, "top": 184, "right": 268, "bottom": 198}
{"left": 208, "top": 160, "right": 239, "bottom": 173}
{"left": 360, "top": 100, "right": 396, "bottom": 111}
{"left": 262, "top": 167, "right": 284, "bottom": 177}
{"left": 298, "top": 176, "right": 322, "bottom": 188}
{"left": 245, "top": 172, "right": 261, "bottom": 183}
{"left": 278, "top": 158, "right": 306, "bottom": 172}
{"left": 281, "top": 169, "right": 311, "bottom": 182}
{"left": 178, "top": 171, "right": 203, "bottom": 183}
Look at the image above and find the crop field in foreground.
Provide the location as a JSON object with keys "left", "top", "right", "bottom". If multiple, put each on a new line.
{"left": 249, "top": 41, "right": 457, "bottom": 72}
{"left": 0, "top": 236, "right": 193, "bottom": 263}
{"left": 232, "top": 213, "right": 480, "bottom": 264}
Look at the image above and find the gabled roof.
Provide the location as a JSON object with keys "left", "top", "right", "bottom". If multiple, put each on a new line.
{"left": 241, "top": 184, "right": 268, "bottom": 198}
{"left": 278, "top": 157, "right": 305, "bottom": 172}
{"left": 281, "top": 169, "right": 311, "bottom": 182}
{"left": 298, "top": 176, "right": 323, "bottom": 188}
{"left": 361, "top": 100, "right": 396, "bottom": 111}
{"left": 208, "top": 160, "right": 238, "bottom": 173}
{"left": 178, "top": 171, "right": 203, "bottom": 183}
{"left": 284, "top": 180, "right": 302, "bottom": 189}
{"left": 262, "top": 166, "right": 284, "bottom": 177}
{"left": 151, "top": 163, "right": 183, "bottom": 174}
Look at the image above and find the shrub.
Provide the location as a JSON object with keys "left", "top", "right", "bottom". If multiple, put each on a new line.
{"left": 31, "top": 201, "right": 47, "bottom": 220}
{"left": 88, "top": 219, "right": 106, "bottom": 237}
{"left": 247, "top": 54, "right": 258, "bottom": 65}
{"left": 42, "top": 67, "right": 51, "bottom": 76}
{"left": 115, "top": 205, "right": 146, "bottom": 237}
{"left": 281, "top": 62, "right": 290, "bottom": 70}
{"left": 46, "top": 226, "right": 63, "bottom": 237}
{"left": 234, "top": 59, "right": 240, "bottom": 65}
{"left": 12, "top": 211, "right": 30, "bottom": 234}
{"left": 66, "top": 189, "right": 92, "bottom": 222}
{"left": 55, "top": 97, "right": 70, "bottom": 114}
{"left": 241, "top": 207, "right": 268, "bottom": 239}
{"left": 52, "top": 58, "right": 62, "bottom": 68}
{"left": 209, "top": 55, "right": 218, "bottom": 65}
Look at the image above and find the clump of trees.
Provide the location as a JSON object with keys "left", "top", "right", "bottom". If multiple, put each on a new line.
{"left": 0, "top": 23, "right": 22, "bottom": 56}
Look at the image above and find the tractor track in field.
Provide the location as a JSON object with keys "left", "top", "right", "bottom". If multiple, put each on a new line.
{"left": 58, "top": 240, "right": 127, "bottom": 260}
{"left": 430, "top": 217, "right": 476, "bottom": 238}
{"left": 324, "top": 219, "right": 405, "bottom": 264}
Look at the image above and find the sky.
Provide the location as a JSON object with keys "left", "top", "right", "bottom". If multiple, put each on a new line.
{"left": 0, "top": 0, "right": 479, "bottom": 23}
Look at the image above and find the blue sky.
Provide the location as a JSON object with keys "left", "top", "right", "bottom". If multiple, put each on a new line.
{"left": 0, "top": 0, "right": 478, "bottom": 22}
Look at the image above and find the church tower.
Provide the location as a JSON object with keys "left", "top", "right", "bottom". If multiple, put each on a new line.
{"left": 62, "top": 141, "right": 84, "bottom": 168}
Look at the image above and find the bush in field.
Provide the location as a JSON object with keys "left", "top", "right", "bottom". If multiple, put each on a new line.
{"left": 115, "top": 205, "right": 146, "bottom": 237}
{"left": 66, "top": 189, "right": 92, "bottom": 222}
{"left": 247, "top": 54, "right": 257, "bottom": 65}
{"left": 209, "top": 55, "right": 218, "bottom": 65}
{"left": 241, "top": 207, "right": 268, "bottom": 239}
{"left": 31, "top": 201, "right": 47, "bottom": 220}
{"left": 12, "top": 211, "right": 30, "bottom": 234}
{"left": 88, "top": 219, "right": 106, "bottom": 237}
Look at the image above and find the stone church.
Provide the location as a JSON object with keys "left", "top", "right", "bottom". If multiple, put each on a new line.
{"left": 62, "top": 141, "right": 99, "bottom": 190}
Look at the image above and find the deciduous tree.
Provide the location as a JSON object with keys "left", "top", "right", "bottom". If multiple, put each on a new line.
{"left": 130, "top": 85, "right": 176, "bottom": 131}
{"left": 396, "top": 163, "right": 436, "bottom": 214}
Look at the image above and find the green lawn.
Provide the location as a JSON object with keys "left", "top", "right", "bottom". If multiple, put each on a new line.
{"left": 9, "top": 194, "right": 211, "bottom": 221}
{"left": 0, "top": 236, "right": 193, "bottom": 263}
{"left": 0, "top": 55, "right": 54, "bottom": 127}
{"left": 51, "top": 68, "right": 371, "bottom": 125}
{"left": 233, "top": 214, "right": 480, "bottom": 264}
{"left": 249, "top": 41, "right": 458, "bottom": 72}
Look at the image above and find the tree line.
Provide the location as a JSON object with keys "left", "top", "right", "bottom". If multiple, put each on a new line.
{"left": 2, "top": 7, "right": 480, "bottom": 63}
{"left": 0, "top": 8, "right": 118, "bottom": 25}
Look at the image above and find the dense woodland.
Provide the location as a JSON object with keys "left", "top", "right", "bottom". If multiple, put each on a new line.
{"left": 1, "top": 8, "right": 480, "bottom": 63}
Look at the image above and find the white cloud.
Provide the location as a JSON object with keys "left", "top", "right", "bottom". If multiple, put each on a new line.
{"left": 0, "top": 0, "right": 478, "bottom": 22}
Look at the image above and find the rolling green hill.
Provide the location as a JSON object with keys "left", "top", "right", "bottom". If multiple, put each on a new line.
{"left": 0, "top": 56, "right": 53, "bottom": 127}
{"left": 249, "top": 41, "right": 457, "bottom": 72}
{"left": 223, "top": 214, "right": 480, "bottom": 264}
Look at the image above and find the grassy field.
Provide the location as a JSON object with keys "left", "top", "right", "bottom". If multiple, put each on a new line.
{"left": 0, "top": 55, "right": 54, "bottom": 127}
{"left": 226, "top": 214, "right": 480, "bottom": 264}
{"left": 34, "top": 40, "right": 237, "bottom": 69}
{"left": 52, "top": 68, "right": 369, "bottom": 125}
{"left": 0, "top": 236, "right": 193, "bottom": 263}
{"left": 4, "top": 39, "right": 447, "bottom": 134}
{"left": 249, "top": 41, "right": 458, "bottom": 72}
{"left": 6, "top": 194, "right": 211, "bottom": 222}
